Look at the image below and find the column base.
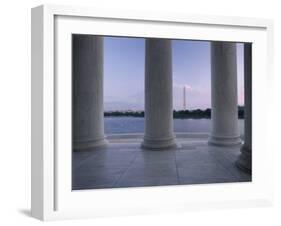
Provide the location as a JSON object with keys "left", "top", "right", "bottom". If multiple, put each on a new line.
{"left": 236, "top": 145, "right": 252, "bottom": 173}
{"left": 141, "top": 136, "right": 180, "bottom": 150}
{"left": 73, "top": 136, "right": 108, "bottom": 151}
{"left": 208, "top": 134, "right": 242, "bottom": 146}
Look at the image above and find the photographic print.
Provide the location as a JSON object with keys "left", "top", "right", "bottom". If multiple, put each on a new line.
{"left": 31, "top": 5, "right": 274, "bottom": 220}
{"left": 71, "top": 35, "right": 252, "bottom": 190}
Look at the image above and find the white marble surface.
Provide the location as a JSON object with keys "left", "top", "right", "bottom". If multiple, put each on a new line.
{"left": 209, "top": 42, "right": 241, "bottom": 146}
{"left": 72, "top": 35, "right": 108, "bottom": 149}
{"left": 142, "top": 38, "right": 177, "bottom": 149}
{"left": 72, "top": 137, "right": 251, "bottom": 190}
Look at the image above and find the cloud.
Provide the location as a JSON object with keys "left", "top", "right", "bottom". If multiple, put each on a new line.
{"left": 173, "top": 83, "right": 193, "bottom": 91}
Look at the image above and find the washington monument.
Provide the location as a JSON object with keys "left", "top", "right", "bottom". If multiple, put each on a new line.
{"left": 183, "top": 86, "right": 187, "bottom": 110}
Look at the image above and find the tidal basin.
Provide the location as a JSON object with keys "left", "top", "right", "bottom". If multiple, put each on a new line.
{"left": 104, "top": 117, "right": 244, "bottom": 135}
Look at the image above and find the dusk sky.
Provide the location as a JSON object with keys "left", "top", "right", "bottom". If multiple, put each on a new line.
{"left": 104, "top": 37, "right": 244, "bottom": 111}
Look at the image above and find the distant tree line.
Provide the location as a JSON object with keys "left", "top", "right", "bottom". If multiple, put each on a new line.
{"left": 104, "top": 106, "right": 245, "bottom": 119}
{"left": 238, "top": 106, "right": 244, "bottom": 119}
{"left": 173, "top": 109, "right": 211, "bottom": 118}
{"left": 104, "top": 111, "right": 145, "bottom": 117}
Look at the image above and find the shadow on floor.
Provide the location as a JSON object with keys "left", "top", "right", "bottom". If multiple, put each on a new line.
{"left": 18, "top": 209, "right": 31, "bottom": 217}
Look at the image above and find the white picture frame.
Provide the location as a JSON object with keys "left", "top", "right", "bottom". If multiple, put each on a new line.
{"left": 31, "top": 4, "right": 274, "bottom": 221}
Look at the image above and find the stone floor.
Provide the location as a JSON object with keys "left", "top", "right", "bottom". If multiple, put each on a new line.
{"left": 72, "top": 135, "right": 251, "bottom": 190}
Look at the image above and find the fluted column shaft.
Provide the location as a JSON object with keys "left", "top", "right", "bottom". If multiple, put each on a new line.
{"left": 236, "top": 43, "right": 252, "bottom": 172}
{"left": 72, "top": 35, "right": 107, "bottom": 150}
{"left": 208, "top": 42, "right": 242, "bottom": 146}
{"left": 141, "top": 38, "right": 177, "bottom": 149}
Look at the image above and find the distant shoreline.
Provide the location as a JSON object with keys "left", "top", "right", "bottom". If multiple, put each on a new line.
{"left": 104, "top": 107, "right": 245, "bottom": 119}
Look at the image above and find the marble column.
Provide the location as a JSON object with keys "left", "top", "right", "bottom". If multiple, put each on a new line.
{"left": 141, "top": 38, "right": 177, "bottom": 149}
{"left": 208, "top": 42, "right": 242, "bottom": 146}
{"left": 72, "top": 35, "right": 107, "bottom": 150}
{"left": 236, "top": 43, "right": 252, "bottom": 172}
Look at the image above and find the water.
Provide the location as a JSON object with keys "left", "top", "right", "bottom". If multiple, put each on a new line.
{"left": 104, "top": 117, "right": 244, "bottom": 135}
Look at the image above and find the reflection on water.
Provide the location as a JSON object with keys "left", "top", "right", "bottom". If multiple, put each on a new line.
{"left": 105, "top": 117, "right": 244, "bottom": 135}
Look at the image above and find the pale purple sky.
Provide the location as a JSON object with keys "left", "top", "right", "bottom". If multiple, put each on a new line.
{"left": 104, "top": 37, "right": 244, "bottom": 111}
